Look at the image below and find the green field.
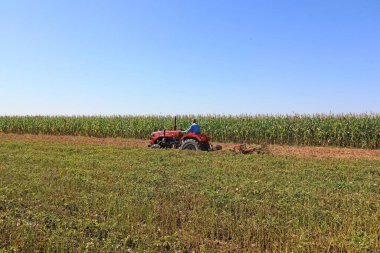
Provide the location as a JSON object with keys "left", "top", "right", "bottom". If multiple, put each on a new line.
{"left": 1, "top": 114, "right": 380, "bottom": 148}
{"left": 1, "top": 139, "right": 379, "bottom": 252}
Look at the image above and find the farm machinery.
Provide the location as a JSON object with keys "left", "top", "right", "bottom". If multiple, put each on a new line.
{"left": 148, "top": 117, "right": 221, "bottom": 151}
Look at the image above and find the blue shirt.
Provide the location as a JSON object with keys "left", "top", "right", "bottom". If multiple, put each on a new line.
{"left": 183, "top": 123, "right": 201, "bottom": 134}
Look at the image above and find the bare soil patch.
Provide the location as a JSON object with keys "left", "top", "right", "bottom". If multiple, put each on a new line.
{"left": 1, "top": 133, "right": 379, "bottom": 160}
{"left": 0, "top": 133, "right": 146, "bottom": 147}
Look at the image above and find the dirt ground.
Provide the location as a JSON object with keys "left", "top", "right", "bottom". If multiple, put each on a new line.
{"left": 1, "top": 133, "right": 380, "bottom": 160}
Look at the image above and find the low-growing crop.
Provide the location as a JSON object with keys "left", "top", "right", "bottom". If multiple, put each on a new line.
{"left": 0, "top": 139, "right": 379, "bottom": 252}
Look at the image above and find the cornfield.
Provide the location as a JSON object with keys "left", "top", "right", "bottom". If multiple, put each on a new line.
{"left": 0, "top": 114, "right": 379, "bottom": 148}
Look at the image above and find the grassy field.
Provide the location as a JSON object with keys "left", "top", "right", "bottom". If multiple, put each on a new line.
{"left": 0, "top": 139, "right": 379, "bottom": 252}
{"left": 1, "top": 114, "right": 380, "bottom": 148}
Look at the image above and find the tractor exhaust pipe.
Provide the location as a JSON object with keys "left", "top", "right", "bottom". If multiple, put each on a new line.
{"left": 173, "top": 116, "right": 177, "bottom": 130}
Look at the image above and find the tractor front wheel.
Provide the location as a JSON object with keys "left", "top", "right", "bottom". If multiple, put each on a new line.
{"left": 179, "top": 139, "right": 200, "bottom": 151}
{"left": 150, "top": 144, "right": 161, "bottom": 149}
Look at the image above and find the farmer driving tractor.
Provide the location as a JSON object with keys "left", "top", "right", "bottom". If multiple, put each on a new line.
{"left": 149, "top": 117, "right": 221, "bottom": 151}
{"left": 182, "top": 118, "right": 201, "bottom": 134}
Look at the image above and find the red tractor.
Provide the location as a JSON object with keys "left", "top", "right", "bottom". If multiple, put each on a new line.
{"left": 148, "top": 117, "right": 218, "bottom": 151}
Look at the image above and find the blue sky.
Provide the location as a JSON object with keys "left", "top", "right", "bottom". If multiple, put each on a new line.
{"left": 1, "top": 0, "right": 379, "bottom": 115}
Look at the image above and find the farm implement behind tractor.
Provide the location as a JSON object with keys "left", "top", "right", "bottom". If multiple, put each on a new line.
{"left": 148, "top": 117, "right": 222, "bottom": 151}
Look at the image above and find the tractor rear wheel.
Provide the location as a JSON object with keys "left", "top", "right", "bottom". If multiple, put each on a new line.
{"left": 179, "top": 139, "right": 200, "bottom": 151}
